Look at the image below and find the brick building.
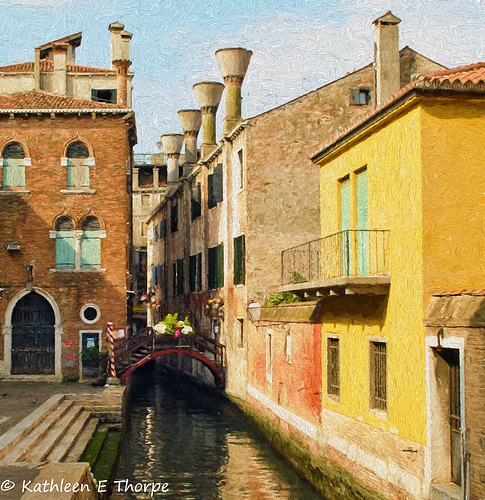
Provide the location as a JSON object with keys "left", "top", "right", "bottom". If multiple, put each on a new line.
{"left": 0, "top": 27, "right": 136, "bottom": 381}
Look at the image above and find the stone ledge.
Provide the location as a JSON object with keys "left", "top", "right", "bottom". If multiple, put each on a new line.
{"left": 256, "top": 301, "right": 322, "bottom": 323}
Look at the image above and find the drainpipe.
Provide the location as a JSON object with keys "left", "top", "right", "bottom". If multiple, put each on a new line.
{"left": 178, "top": 109, "right": 201, "bottom": 177}
{"left": 160, "top": 134, "right": 184, "bottom": 184}
{"left": 193, "top": 81, "right": 224, "bottom": 159}
{"left": 215, "top": 47, "right": 252, "bottom": 135}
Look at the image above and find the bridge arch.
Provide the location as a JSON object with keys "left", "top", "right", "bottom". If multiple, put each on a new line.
{"left": 119, "top": 348, "right": 225, "bottom": 388}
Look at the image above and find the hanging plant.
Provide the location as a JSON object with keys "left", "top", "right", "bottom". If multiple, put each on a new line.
{"left": 154, "top": 313, "right": 194, "bottom": 337}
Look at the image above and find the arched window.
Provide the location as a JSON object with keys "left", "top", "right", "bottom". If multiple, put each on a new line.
{"left": 65, "top": 141, "right": 92, "bottom": 190}
{"left": 81, "top": 216, "right": 102, "bottom": 269}
{"left": 2, "top": 142, "right": 28, "bottom": 189}
{"left": 54, "top": 217, "right": 75, "bottom": 269}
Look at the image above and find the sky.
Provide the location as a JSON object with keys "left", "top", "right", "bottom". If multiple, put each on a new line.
{"left": 0, "top": 0, "right": 483, "bottom": 152}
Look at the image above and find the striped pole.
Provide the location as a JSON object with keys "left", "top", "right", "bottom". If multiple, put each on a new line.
{"left": 107, "top": 321, "right": 117, "bottom": 378}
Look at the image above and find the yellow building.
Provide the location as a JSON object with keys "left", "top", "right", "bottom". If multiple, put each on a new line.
{"left": 280, "top": 64, "right": 485, "bottom": 499}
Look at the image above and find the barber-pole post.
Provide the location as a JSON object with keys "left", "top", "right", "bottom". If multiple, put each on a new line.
{"left": 106, "top": 321, "right": 120, "bottom": 385}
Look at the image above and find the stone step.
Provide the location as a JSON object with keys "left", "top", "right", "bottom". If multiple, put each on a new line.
{"left": 45, "top": 410, "right": 92, "bottom": 463}
{"left": 23, "top": 403, "right": 84, "bottom": 463}
{"left": 1, "top": 400, "right": 74, "bottom": 463}
{"left": 430, "top": 483, "right": 462, "bottom": 500}
{"left": 0, "top": 394, "right": 66, "bottom": 461}
{"left": 64, "top": 417, "right": 100, "bottom": 462}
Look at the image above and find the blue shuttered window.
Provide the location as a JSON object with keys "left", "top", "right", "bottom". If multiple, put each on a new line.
{"left": 55, "top": 231, "right": 75, "bottom": 269}
{"left": 81, "top": 231, "right": 102, "bottom": 269}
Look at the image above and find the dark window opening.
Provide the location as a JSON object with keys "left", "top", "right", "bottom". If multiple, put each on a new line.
{"left": 208, "top": 243, "right": 224, "bottom": 290}
{"left": 349, "top": 87, "right": 371, "bottom": 106}
{"left": 158, "top": 166, "right": 167, "bottom": 186}
{"left": 55, "top": 217, "right": 74, "bottom": 231}
{"left": 191, "top": 183, "right": 201, "bottom": 221}
{"left": 67, "top": 141, "right": 89, "bottom": 158}
{"left": 208, "top": 163, "right": 223, "bottom": 209}
{"left": 3, "top": 142, "right": 25, "bottom": 159}
{"left": 189, "top": 252, "right": 202, "bottom": 292}
{"left": 171, "top": 203, "right": 178, "bottom": 233}
{"left": 91, "top": 88, "right": 117, "bottom": 104}
{"left": 82, "top": 216, "right": 101, "bottom": 231}
{"left": 138, "top": 167, "right": 154, "bottom": 187}
{"left": 172, "top": 259, "right": 184, "bottom": 295}
{"left": 83, "top": 307, "right": 98, "bottom": 322}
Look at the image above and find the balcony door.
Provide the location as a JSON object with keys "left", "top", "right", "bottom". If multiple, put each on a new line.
{"left": 356, "top": 169, "right": 369, "bottom": 276}
{"left": 340, "top": 177, "right": 351, "bottom": 276}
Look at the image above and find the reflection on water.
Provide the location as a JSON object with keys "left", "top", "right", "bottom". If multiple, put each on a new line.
{"left": 114, "top": 364, "right": 324, "bottom": 499}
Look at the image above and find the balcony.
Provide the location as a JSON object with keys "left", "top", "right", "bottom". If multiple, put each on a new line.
{"left": 280, "top": 229, "right": 390, "bottom": 296}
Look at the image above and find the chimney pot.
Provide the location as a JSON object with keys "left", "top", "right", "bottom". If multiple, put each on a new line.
{"left": 178, "top": 109, "right": 201, "bottom": 167}
{"left": 193, "top": 81, "right": 224, "bottom": 157}
{"left": 215, "top": 47, "right": 252, "bottom": 134}
{"left": 161, "top": 134, "right": 184, "bottom": 183}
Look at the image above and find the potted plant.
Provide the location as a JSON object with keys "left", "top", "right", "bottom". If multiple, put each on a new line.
{"left": 154, "top": 313, "right": 194, "bottom": 338}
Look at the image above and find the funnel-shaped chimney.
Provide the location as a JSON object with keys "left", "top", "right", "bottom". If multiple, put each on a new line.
{"left": 373, "top": 11, "right": 401, "bottom": 105}
{"left": 161, "top": 134, "right": 184, "bottom": 183}
{"left": 193, "top": 81, "right": 224, "bottom": 158}
{"left": 178, "top": 109, "right": 201, "bottom": 172}
{"left": 215, "top": 47, "right": 252, "bottom": 134}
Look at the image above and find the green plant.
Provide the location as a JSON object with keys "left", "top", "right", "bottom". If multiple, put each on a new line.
{"left": 154, "top": 313, "right": 194, "bottom": 336}
{"left": 264, "top": 292, "right": 301, "bottom": 308}
{"left": 81, "top": 346, "right": 103, "bottom": 365}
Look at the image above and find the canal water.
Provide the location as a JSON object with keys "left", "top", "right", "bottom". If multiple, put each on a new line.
{"left": 114, "top": 363, "right": 324, "bottom": 499}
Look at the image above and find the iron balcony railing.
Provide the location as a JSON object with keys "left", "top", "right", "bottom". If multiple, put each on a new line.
{"left": 281, "top": 229, "right": 389, "bottom": 286}
{"left": 134, "top": 153, "right": 167, "bottom": 167}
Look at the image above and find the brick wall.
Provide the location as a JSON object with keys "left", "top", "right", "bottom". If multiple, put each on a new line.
{"left": 0, "top": 112, "right": 132, "bottom": 379}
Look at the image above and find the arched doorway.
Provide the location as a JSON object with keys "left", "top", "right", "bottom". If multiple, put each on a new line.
{"left": 11, "top": 292, "right": 55, "bottom": 374}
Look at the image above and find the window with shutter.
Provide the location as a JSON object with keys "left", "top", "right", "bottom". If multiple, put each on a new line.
{"left": 55, "top": 217, "right": 75, "bottom": 269}
{"left": 66, "top": 141, "right": 91, "bottom": 190}
{"left": 191, "top": 183, "right": 201, "bottom": 220}
{"left": 233, "top": 235, "right": 245, "bottom": 285}
{"left": 217, "top": 243, "right": 224, "bottom": 288}
{"left": 177, "top": 259, "right": 184, "bottom": 295}
{"left": 2, "top": 142, "right": 27, "bottom": 189}
{"left": 80, "top": 217, "right": 101, "bottom": 269}
{"left": 171, "top": 203, "right": 178, "bottom": 233}
{"left": 208, "top": 246, "right": 217, "bottom": 290}
{"left": 189, "top": 255, "right": 197, "bottom": 292}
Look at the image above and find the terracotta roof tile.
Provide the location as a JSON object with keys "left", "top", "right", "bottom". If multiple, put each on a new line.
{"left": 0, "top": 61, "right": 115, "bottom": 74}
{"left": 0, "top": 90, "right": 124, "bottom": 110}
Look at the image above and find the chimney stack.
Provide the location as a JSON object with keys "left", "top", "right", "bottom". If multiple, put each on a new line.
{"left": 161, "top": 134, "right": 184, "bottom": 184}
{"left": 373, "top": 11, "right": 401, "bottom": 106}
{"left": 178, "top": 109, "right": 202, "bottom": 176}
{"left": 109, "top": 22, "right": 132, "bottom": 107}
{"left": 215, "top": 47, "right": 252, "bottom": 135}
{"left": 193, "top": 81, "right": 224, "bottom": 158}
{"left": 52, "top": 43, "right": 68, "bottom": 94}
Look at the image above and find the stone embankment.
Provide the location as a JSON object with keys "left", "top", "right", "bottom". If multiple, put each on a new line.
{"left": 0, "top": 382, "right": 125, "bottom": 500}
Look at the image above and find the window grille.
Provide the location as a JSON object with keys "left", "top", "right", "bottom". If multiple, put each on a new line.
{"left": 371, "top": 341, "right": 387, "bottom": 410}
{"left": 327, "top": 337, "right": 340, "bottom": 397}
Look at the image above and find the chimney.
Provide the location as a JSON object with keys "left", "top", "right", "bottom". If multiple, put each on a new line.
{"left": 215, "top": 47, "right": 252, "bottom": 135}
{"left": 193, "top": 82, "right": 224, "bottom": 158}
{"left": 109, "top": 22, "right": 125, "bottom": 69}
{"left": 373, "top": 11, "right": 401, "bottom": 106}
{"left": 112, "top": 59, "right": 132, "bottom": 106}
{"left": 161, "top": 134, "right": 184, "bottom": 184}
{"left": 109, "top": 22, "right": 132, "bottom": 107}
{"left": 178, "top": 109, "right": 202, "bottom": 175}
{"left": 52, "top": 42, "right": 68, "bottom": 94}
{"left": 34, "top": 48, "right": 40, "bottom": 90}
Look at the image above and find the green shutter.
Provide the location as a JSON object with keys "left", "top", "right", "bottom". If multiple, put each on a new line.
{"left": 3, "top": 159, "right": 25, "bottom": 188}
{"left": 208, "top": 247, "right": 217, "bottom": 289}
{"left": 340, "top": 178, "right": 351, "bottom": 276}
{"left": 213, "top": 164, "right": 223, "bottom": 203}
{"left": 189, "top": 255, "right": 197, "bottom": 292}
{"left": 81, "top": 231, "right": 101, "bottom": 269}
{"left": 55, "top": 231, "right": 75, "bottom": 269}
{"left": 81, "top": 160, "right": 90, "bottom": 188}
{"left": 356, "top": 169, "right": 369, "bottom": 276}
{"left": 217, "top": 243, "right": 224, "bottom": 288}
{"left": 234, "top": 235, "right": 245, "bottom": 285}
{"left": 208, "top": 174, "right": 215, "bottom": 209}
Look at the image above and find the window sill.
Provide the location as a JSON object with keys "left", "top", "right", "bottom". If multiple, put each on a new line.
{"left": 50, "top": 268, "right": 107, "bottom": 273}
{"left": 369, "top": 408, "right": 388, "bottom": 420}
{"left": 60, "top": 189, "right": 96, "bottom": 195}
{"left": 0, "top": 190, "right": 30, "bottom": 195}
{"left": 326, "top": 394, "right": 341, "bottom": 404}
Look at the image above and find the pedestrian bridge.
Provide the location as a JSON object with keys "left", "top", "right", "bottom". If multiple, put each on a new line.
{"left": 103, "top": 328, "right": 225, "bottom": 388}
